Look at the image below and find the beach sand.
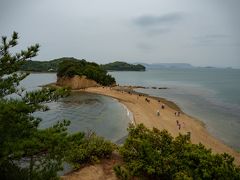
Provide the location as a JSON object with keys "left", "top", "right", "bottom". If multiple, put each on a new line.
{"left": 82, "top": 86, "right": 240, "bottom": 165}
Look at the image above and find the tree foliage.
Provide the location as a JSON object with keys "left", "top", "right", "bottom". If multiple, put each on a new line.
{"left": 116, "top": 124, "right": 240, "bottom": 179}
{"left": 0, "top": 32, "right": 72, "bottom": 179}
{"left": 20, "top": 58, "right": 146, "bottom": 72}
{"left": 57, "top": 59, "right": 116, "bottom": 86}
{"left": 101, "top": 61, "right": 146, "bottom": 71}
{"left": 0, "top": 32, "right": 39, "bottom": 98}
{"left": 0, "top": 32, "right": 114, "bottom": 179}
{"left": 66, "top": 132, "right": 115, "bottom": 169}
{"left": 20, "top": 57, "right": 72, "bottom": 72}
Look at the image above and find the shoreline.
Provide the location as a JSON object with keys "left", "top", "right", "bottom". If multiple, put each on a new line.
{"left": 80, "top": 86, "right": 240, "bottom": 165}
{"left": 121, "top": 103, "right": 135, "bottom": 125}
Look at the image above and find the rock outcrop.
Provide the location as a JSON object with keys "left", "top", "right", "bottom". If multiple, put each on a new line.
{"left": 56, "top": 75, "right": 99, "bottom": 89}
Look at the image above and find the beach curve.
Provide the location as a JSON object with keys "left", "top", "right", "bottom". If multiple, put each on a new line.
{"left": 81, "top": 86, "right": 240, "bottom": 165}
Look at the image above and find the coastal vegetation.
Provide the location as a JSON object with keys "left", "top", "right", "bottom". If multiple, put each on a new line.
{"left": 115, "top": 124, "right": 240, "bottom": 179}
{"left": 1, "top": 32, "right": 240, "bottom": 179}
{"left": 57, "top": 59, "right": 116, "bottom": 86}
{"left": 0, "top": 32, "right": 114, "bottom": 179}
{"left": 20, "top": 57, "right": 67, "bottom": 72}
{"left": 101, "top": 61, "right": 146, "bottom": 71}
{"left": 66, "top": 132, "right": 115, "bottom": 169}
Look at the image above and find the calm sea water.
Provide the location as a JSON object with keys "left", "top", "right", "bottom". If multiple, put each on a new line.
{"left": 20, "top": 73, "right": 131, "bottom": 143}
{"left": 20, "top": 69, "right": 240, "bottom": 150}
{"left": 110, "top": 68, "right": 240, "bottom": 150}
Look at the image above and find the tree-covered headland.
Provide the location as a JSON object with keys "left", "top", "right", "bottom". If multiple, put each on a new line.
{"left": 57, "top": 59, "right": 116, "bottom": 86}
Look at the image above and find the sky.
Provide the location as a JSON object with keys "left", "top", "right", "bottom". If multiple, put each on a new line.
{"left": 0, "top": 0, "right": 240, "bottom": 68}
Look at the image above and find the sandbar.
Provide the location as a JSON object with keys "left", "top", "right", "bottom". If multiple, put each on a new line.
{"left": 81, "top": 86, "right": 240, "bottom": 165}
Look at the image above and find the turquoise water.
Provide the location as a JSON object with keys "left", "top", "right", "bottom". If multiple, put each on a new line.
{"left": 20, "top": 73, "right": 131, "bottom": 143}
{"left": 110, "top": 68, "right": 240, "bottom": 150}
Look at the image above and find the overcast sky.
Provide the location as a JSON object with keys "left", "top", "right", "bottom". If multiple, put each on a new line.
{"left": 0, "top": 0, "right": 240, "bottom": 67}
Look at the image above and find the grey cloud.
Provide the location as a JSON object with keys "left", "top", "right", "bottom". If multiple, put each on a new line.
{"left": 132, "top": 13, "right": 183, "bottom": 36}
{"left": 136, "top": 42, "right": 155, "bottom": 51}
{"left": 144, "top": 28, "right": 171, "bottom": 36}
{"left": 204, "top": 34, "right": 230, "bottom": 39}
{"left": 134, "top": 13, "right": 183, "bottom": 27}
{"left": 193, "top": 34, "right": 230, "bottom": 46}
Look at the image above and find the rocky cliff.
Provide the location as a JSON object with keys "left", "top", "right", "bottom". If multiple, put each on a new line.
{"left": 56, "top": 75, "right": 99, "bottom": 89}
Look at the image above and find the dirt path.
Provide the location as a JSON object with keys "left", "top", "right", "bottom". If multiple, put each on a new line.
{"left": 62, "top": 153, "right": 121, "bottom": 180}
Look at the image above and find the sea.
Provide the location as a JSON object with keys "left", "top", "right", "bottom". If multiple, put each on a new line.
{"left": 20, "top": 68, "right": 240, "bottom": 150}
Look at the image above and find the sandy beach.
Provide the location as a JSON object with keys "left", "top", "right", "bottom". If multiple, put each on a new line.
{"left": 81, "top": 86, "right": 240, "bottom": 165}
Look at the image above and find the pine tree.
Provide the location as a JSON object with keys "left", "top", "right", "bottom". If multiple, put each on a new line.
{"left": 0, "top": 32, "right": 70, "bottom": 179}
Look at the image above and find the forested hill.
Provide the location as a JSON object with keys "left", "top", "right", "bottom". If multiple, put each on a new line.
{"left": 101, "top": 61, "right": 146, "bottom": 71}
{"left": 20, "top": 58, "right": 146, "bottom": 72}
{"left": 57, "top": 59, "right": 115, "bottom": 86}
{"left": 20, "top": 57, "right": 78, "bottom": 72}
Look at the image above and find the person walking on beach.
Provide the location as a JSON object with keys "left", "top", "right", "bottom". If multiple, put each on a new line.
{"left": 178, "top": 111, "right": 181, "bottom": 116}
{"left": 156, "top": 110, "right": 160, "bottom": 116}
{"left": 176, "top": 120, "right": 181, "bottom": 130}
{"left": 178, "top": 123, "right": 181, "bottom": 130}
{"left": 145, "top": 98, "right": 150, "bottom": 103}
{"left": 182, "top": 122, "right": 185, "bottom": 128}
{"left": 161, "top": 104, "right": 165, "bottom": 109}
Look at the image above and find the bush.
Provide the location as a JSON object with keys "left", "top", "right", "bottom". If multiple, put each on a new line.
{"left": 66, "top": 132, "right": 115, "bottom": 169}
{"left": 118, "top": 124, "right": 240, "bottom": 179}
{"left": 113, "top": 165, "right": 130, "bottom": 180}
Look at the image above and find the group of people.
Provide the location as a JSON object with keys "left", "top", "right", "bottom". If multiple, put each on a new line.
{"left": 175, "top": 112, "right": 185, "bottom": 130}
{"left": 176, "top": 120, "right": 181, "bottom": 130}
{"left": 156, "top": 101, "right": 165, "bottom": 116}
{"left": 132, "top": 91, "right": 186, "bottom": 131}
{"left": 119, "top": 88, "right": 187, "bottom": 132}
{"left": 174, "top": 111, "right": 181, "bottom": 116}
{"left": 145, "top": 97, "right": 150, "bottom": 103}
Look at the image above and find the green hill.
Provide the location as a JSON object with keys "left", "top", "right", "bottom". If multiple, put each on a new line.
{"left": 20, "top": 57, "right": 77, "bottom": 72}
{"left": 101, "top": 61, "right": 145, "bottom": 71}
{"left": 57, "top": 58, "right": 115, "bottom": 86}
{"left": 20, "top": 58, "right": 146, "bottom": 72}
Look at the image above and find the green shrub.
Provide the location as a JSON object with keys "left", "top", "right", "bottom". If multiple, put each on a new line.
{"left": 118, "top": 124, "right": 240, "bottom": 179}
{"left": 66, "top": 132, "right": 115, "bottom": 169}
{"left": 113, "top": 165, "right": 130, "bottom": 180}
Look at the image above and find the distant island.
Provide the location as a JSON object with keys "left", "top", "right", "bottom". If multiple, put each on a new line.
{"left": 20, "top": 57, "right": 145, "bottom": 72}
{"left": 137, "top": 63, "right": 194, "bottom": 69}
{"left": 101, "top": 61, "right": 145, "bottom": 71}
